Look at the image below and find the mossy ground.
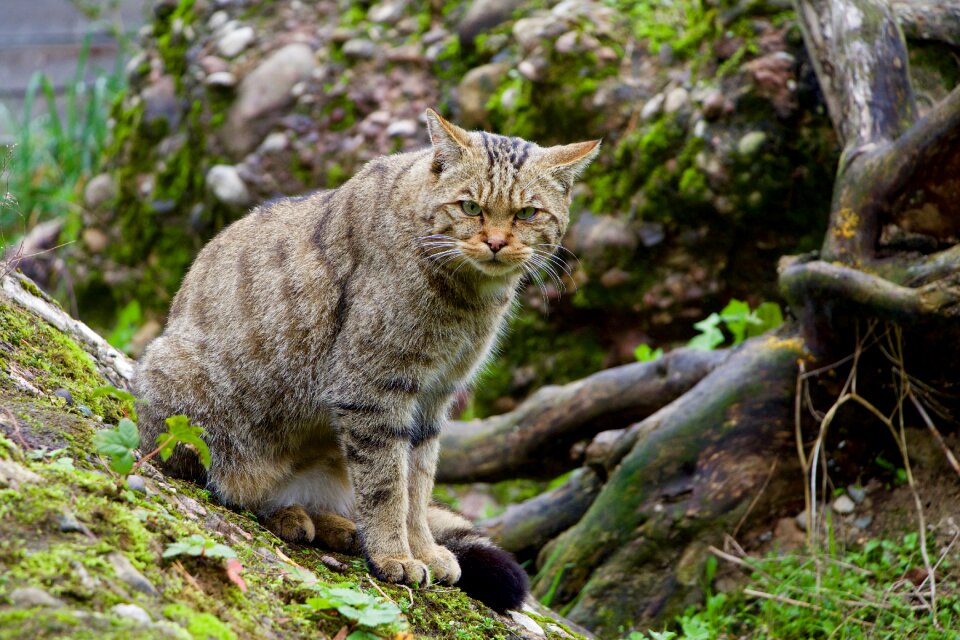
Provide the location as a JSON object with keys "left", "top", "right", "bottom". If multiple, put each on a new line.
{"left": 0, "top": 295, "right": 577, "bottom": 639}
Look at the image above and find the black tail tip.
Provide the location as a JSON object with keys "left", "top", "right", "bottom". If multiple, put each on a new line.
{"left": 452, "top": 543, "right": 529, "bottom": 613}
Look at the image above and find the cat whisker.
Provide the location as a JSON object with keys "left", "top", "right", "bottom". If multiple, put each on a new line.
{"left": 527, "top": 253, "right": 565, "bottom": 294}
{"left": 532, "top": 249, "right": 573, "bottom": 277}
{"left": 520, "top": 262, "right": 549, "bottom": 309}
{"left": 537, "top": 243, "right": 581, "bottom": 267}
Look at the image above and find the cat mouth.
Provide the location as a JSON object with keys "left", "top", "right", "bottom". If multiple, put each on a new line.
{"left": 472, "top": 257, "right": 520, "bottom": 276}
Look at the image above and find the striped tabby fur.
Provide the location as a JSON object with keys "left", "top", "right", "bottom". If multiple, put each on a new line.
{"left": 135, "top": 110, "right": 599, "bottom": 611}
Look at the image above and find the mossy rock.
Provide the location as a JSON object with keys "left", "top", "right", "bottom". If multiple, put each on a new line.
{"left": 0, "top": 274, "right": 583, "bottom": 640}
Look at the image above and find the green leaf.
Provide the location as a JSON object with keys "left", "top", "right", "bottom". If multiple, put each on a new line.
{"left": 93, "top": 418, "right": 141, "bottom": 475}
{"left": 719, "top": 299, "right": 754, "bottom": 344}
{"left": 157, "top": 415, "right": 211, "bottom": 469}
{"left": 92, "top": 385, "right": 140, "bottom": 420}
{"left": 634, "top": 343, "right": 664, "bottom": 362}
{"left": 748, "top": 301, "right": 784, "bottom": 337}
{"left": 163, "top": 534, "right": 236, "bottom": 560}
{"left": 688, "top": 313, "right": 724, "bottom": 350}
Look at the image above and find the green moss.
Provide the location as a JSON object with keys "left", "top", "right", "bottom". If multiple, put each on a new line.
{"left": 164, "top": 604, "right": 236, "bottom": 640}
{"left": 0, "top": 302, "right": 124, "bottom": 420}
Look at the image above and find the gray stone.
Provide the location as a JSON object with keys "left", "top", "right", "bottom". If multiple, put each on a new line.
{"left": 640, "top": 93, "right": 664, "bottom": 121}
{"left": 795, "top": 509, "right": 810, "bottom": 531}
{"left": 108, "top": 552, "right": 158, "bottom": 595}
{"left": 259, "top": 132, "right": 289, "bottom": 153}
{"left": 847, "top": 484, "right": 866, "bottom": 504}
{"left": 385, "top": 119, "right": 417, "bottom": 138}
{"left": 457, "top": 62, "right": 510, "bottom": 128}
{"left": 126, "top": 475, "right": 147, "bottom": 494}
{"left": 204, "top": 71, "right": 237, "bottom": 88}
{"left": 342, "top": 38, "right": 377, "bottom": 59}
{"left": 53, "top": 388, "right": 74, "bottom": 405}
{"left": 0, "top": 459, "right": 41, "bottom": 488}
{"left": 206, "top": 165, "right": 250, "bottom": 207}
{"left": 832, "top": 494, "right": 856, "bottom": 515}
{"left": 84, "top": 174, "right": 116, "bottom": 210}
{"left": 664, "top": 87, "right": 689, "bottom": 113}
{"left": 458, "top": 0, "right": 525, "bottom": 45}
{"left": 509, "top": 611, "right": 545, "bottom": 637}
{"left": 853, "top": 514, "right": 873, "bottom": 529}
{"left": 217, "top": 26, "right": 255, "bottom": 57}
{"left": 111, "top": 603, "right": 152, "bottom": 624}
{"left": 142, "top": 75, "right": 181, "bottom": 131}
{"left": 10, "top": 587, "right": 64, "bottom": 608}
{"left": 738, "top": 131, "right": 767, "bottom": 156}
{"left": 225, "top": 43, "right": 316, "bottom": 154}
{"left": 58, "top": 510, "right": 85, "bottom": 533}
{"left": 368, "top": 0, "right": 407, "bottom": 24}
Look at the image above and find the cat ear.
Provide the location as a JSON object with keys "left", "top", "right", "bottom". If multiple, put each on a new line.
{"left": 424, "top": 108, "right": 472, "bottom": 173}
{"left": 541, "top": 140, "right": 602, "bottom": 191}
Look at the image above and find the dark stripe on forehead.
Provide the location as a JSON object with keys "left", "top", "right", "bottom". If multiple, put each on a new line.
{"left": 512, "top": 138, "right": 531, "bottom": 169}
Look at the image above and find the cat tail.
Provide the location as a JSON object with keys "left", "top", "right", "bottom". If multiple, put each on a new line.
{"left": 427, "top": 504, "right": 529, "bottom": 613}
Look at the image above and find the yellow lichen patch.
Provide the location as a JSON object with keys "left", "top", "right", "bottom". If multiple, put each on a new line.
{"left": 833, "top": 207, "right": 860, "bottom": 239}
{"left": 763, "top": 335, "right": 806, "bottom": 354}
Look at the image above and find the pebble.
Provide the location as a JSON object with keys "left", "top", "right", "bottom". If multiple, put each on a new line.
{"left": 738, "top": 131, "right": 767, "bottom": 156}
{"left": 53, "top": 388, "right": 74, "bottom": 405}
{"left": 368, "top": 0, "right": 407, "bottom": 24}
{"left": 342, "top": 38, "right": 377, "bottom": 59}
{"left": 509, "top": 611, "right": 546, "bottom": 637}
{"left": 108, "top": 552, "right": 158, "bottom": 595}
{"left": 76, "top": 404, "right": 93, "bottom": 418}
{"left": 217, "top": 26, "right": 255, "bottom": 57}
{"left": 259, "top": 132, "right": 289, "bottom": 153}
{"left": 83, "top": 174, "right": 116, "bottom": 210}
{"left": 832, "top": 494, "right": 856, "bottom": 515}
{"left": 111, "top": 603, "right": 152, "bottom": 624}
{"left": 385, "top": 119, "right": 417, "bottom": 138}
{"left": 126, "top": 475, "right": 147, "bottom": 494}
{"left": 58, "top": 510, "right": 85, "bottom": 533}
{"left": 10, "top": 587, "right": 64, "bottom": 609}
{"left": 0, "top": 459, "right": 42, "bottom": 488}
{"left": 853, "top": 514, "right": 873, "bottom": 529}
{"left": 82, "top": 228, "right": 109, "bottom": 253}
{"left": 205, "top": 71, "right": 237, "bottom": 88}
{"left": 664, "top": 87, "right": 689, "bottom": 113}
{"left": 640, "top": 93, "right": 664, "bottom": 121}
{"left": 702, "top": 90, "right": 726, "bottom": 121}
{"left": 847, "top": 484, "right": 866, "bottom": 504}
{"left": 795, "top": 509, "right": 810, "bottom": 531}
{"left": 206, "top": 165, "right": 251, "bottom": 207}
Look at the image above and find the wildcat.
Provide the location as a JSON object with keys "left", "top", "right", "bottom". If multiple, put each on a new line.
{"left": 135, "top": 109, "right": 599, "bottom": 612}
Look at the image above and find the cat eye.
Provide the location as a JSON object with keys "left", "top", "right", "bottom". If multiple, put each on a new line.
{"left": 461, "top": 200, "right": 483, "bottom": 216}
{"left": 516, "top": 206, "right": 538, "bottom": 220}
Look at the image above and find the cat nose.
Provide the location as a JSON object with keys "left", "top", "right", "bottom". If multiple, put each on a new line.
{"left": 486, "top": 237, "right": 506, "bottom": 253}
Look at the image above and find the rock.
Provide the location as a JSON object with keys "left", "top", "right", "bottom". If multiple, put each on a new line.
{"left": 58, "top": 510, "right": 85, "bottom": 533}
{"left": 259, "top": 132, "right": 289, "bottom": 153}
{"left": 795, "top": 509, "right": 810, "bottom": 531}
{"left": 199, "top": 55, "right": 229, "bottom": 74}
{"left": 205, "top": 165, "right": 250, "bottom": 207}
{"left": 126, "top": 475, "right": 147, "bottom": 494}
{"left": 368, "top": 0, "right": 407, "bottom": 24}
{"left": 640, "top": 93, "right": 664, "bottom": 121}
{"left": 53, "top": 388, "right": 74, "bottom": 405}
{"left": 847, "top": 484, "right": 866, "bottom": 504}
{"left": 84, "top": 173, "right": 116, "bottom": 209}
{"left": 217, "top": 25, "right": 255, "bottom": 57}
{"left": 0, "top": 459, "right": 42, "bottom": 488}
{"left": 600, "top": 268, "right": 630, "bottom": 288}
{"left": 832, "top": 494, "right": 856, "bottom": 515}
{"left": 108, "top": 552, "right": 157, "bottom": 596}
{"left": 225, "top": 43, "right": 316, "bottom": 155}
{"left": 111, "top": 603, "right": 152, "bottom": 624}
{"left": 555, "top": 31, "right": 579, "bottom": 54}
{"left": 10, "top": 587, "right": 64, "bottom": 609}
{"left": 512, "top": 16, "right": 554, "bottom": 51}
{"left": 204, "top": 71, "right": 237, "bottom": 88}
{"left": 342, "top": 38, "right": 377, "bottom": 59}
{"left": 509, "top": 611, "right": 546, "bottom": 637}
{"left": 141, "top": 75, "right": 180, "bottom": 132}
{"left": 566, "top": 213, "right": 638, "bottom": 270}
{"left": 517, "top": 59, "right": 542, "bottom": 81}
{"left": 853, "top": 514, "right": 873, "bottom": 529}
{"left": 82, "top": 228, "right": 110, "bottom": 254}
{"left": 458, "top": 62, "right": 510, "bottom": 128}
{"left": 458, "top": 0, "right": 525, "bottom": 45}
{"left": 385, "top": 119, "right": 417, "bottom": 138}
{"left": 76, "top": 404, "right": 93, "bottom": 418}
{"left": 738, "top": 131, "right": 768, "bottom": 156}
{"left": 702, "top": 90, "right": 726, "bottom": 121}
{"left": 664, "top": 87, "right": 689, "bottom": 113}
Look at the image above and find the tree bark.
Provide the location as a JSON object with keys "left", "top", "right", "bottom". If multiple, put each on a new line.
{"left": 437, "top": 349, "right": 727, "bottom": 483}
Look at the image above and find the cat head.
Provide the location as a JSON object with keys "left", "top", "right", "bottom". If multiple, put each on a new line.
{"left": 420, "top": 109, "right": 600, "bottom": 281}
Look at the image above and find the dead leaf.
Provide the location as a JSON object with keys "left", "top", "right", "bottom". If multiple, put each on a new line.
{"left": 225, "top": 558, "right": 247, "bottom": 592}
{"left": 332, "top": 626, "right": 348, "bottom": 640}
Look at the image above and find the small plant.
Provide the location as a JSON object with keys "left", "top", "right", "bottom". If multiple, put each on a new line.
{"left": 163, "top": 534, "right": 237, "bottom": 560}
{"left": 93, "top": 412, "right": 210, "bottom": 477}
{"left": 634, "top": 343, "right": 664, "bottom": 363}
{"left": 304, "top": 585, "right": 409, "bottom": 639}
{"left": 687, "top": 299, "right": 783, "bottom": 351}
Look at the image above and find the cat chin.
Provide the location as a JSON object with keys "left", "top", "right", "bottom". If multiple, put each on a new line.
{"left": 468, "top": 260, "right": 522, "bottom": 278}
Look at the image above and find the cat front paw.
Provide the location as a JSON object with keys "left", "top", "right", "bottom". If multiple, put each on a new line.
{"left": 264, "top": 505, "right": 316, "bottom": 543}
{"left": 423, "top": 544, "right": 461, "bottom": 585}
{"left": 369, "top": 555, "right": 430, "bottom": 586}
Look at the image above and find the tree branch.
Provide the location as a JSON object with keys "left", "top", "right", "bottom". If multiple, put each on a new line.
{"left": 892, "top": 1, "right": 960, "bottom": 46}
{"left": 437, "top": 349, "right": 728, "bottom": 483}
